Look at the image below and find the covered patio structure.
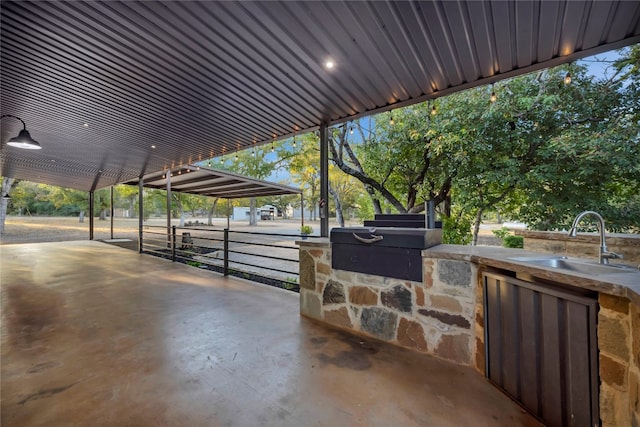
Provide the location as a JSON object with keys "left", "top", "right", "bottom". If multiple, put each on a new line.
{"left": 124, "top": 165, "right": 303, "bottom": 247}
{"left": 2, "top": 1, "right": 639, "bottom": 425}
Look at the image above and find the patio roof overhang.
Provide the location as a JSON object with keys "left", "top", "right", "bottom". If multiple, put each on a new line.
{"left": 1, "top": 1, "right": 639, "bottom": 192}
{"left": 123, "top": 166, "right": 301, "bottom": 199}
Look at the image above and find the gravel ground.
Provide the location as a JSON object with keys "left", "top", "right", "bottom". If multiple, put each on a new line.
{"left": 0, "top": 215, "right": 502, "bottom": 246}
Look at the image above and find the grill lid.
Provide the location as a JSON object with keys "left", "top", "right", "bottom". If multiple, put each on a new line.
{"left": 330, "top": 227, "right": 442, "bottom": 249}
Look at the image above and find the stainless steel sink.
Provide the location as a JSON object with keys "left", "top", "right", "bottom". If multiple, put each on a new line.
{"left": 508, "top": 256, "right": 637, "bottom": 275}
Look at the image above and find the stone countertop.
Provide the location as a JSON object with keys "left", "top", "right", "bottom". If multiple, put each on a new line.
{"left": 425, "top": 245, "right": 640, "bottom": 306}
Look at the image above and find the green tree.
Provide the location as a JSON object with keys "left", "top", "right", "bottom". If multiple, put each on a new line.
{"left": 217, "top": 143, "right": 285, "bottom": 225}
{"left": 287, "top": 133, "right": 321, "bottom": 220}
{"left": 329, "top": 46, "right": 640, "bottom": 243}
{"left": 114, "top": 184, "right": 140, "bottom": 218}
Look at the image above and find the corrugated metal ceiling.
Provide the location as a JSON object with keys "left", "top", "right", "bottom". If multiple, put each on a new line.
{"left": 1, "top": 1, "right": 639, "bottom": 191}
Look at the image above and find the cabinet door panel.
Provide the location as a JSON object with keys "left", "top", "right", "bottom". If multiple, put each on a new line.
{"left": 483, "top": 273, "right": 598, "bottom": 427}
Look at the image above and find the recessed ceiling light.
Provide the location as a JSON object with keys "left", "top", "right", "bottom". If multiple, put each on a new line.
{"left": 324, "top": 59, "right": 335, "bottom": 70}
{"left": 83, "top": 123, "right": 89, "bottom": 127}
{"left": 151, "top": 145, "right": 156, "bottom": 149}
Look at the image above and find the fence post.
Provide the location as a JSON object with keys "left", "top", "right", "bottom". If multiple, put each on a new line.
{"left": 224, "top": 228, "right": 229, "bottom": 276}
{"left": 172, "top": 226, "right": 176, "bottom": 262}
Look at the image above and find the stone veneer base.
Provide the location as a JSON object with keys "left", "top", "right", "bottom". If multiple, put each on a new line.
{"left": 299, "top": 241, "right": 479, "bottom": 368}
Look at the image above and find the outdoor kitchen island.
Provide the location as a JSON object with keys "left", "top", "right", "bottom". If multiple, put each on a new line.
{"left": 298, "top": 239, "right": 640, "bottom": 427}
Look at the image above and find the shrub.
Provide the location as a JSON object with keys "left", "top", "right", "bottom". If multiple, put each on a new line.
{"left": 492, "top": 226, "right": 524, "bottom": 248}
{"left": 300, "top": 225, "right": 313, "bottom": 234}
{"left": 503, "top": 235, "right": 524, "bottom": 248}
{"left": 442, "top": 215, "right": 472, "bottom": 245}
{"left": 492, "top": 226, "right": 511, "bottom": 240}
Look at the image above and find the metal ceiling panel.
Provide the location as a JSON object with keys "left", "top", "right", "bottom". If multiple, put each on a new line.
{"left": 2, "top": 1, "right": 639, "bottom": 192}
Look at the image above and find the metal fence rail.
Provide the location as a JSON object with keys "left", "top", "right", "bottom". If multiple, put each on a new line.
{"left": 140, "top": 225, "right": 320, "bottom": 292}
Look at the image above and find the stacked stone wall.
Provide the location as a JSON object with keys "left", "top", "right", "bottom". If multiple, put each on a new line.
{"left": 598, "top": 294, "right": 640, "bottom": 427}
{"left": 299, "top": 242, "right": 479, "bottom": 367}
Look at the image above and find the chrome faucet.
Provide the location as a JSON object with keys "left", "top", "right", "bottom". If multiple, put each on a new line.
{"left": 568, "top": 211, "right": 622, "bottom": 265}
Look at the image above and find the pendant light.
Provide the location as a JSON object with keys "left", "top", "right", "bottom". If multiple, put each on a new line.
{"left": 1, "top": 115, "right": 41, "bottom": 149}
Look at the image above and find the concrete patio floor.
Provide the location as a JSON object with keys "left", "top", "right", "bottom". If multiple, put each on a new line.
{"left": 1, "top": 241, "right": 541, "bottom": 426}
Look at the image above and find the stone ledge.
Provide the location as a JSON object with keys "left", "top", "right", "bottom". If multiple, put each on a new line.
{"left": 515, "top": 230, "right": 640, "bottom": 246}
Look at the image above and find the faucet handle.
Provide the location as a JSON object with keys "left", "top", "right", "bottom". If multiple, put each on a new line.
{"left": 602, "top": 251, "right": 623, "bottom": 260}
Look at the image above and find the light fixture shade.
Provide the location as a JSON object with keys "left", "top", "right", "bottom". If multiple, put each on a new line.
{"left": 7, "top": 129, "right": 41, "bottom": 149}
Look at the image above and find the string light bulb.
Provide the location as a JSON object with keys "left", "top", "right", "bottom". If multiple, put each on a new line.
{"left": 431, "top": 104, "right": 437, "bottom": 115}
{"left": 293, "top": 134, "right": 297, "bottom": 148}
{"left": 389, "top": 115, "right": 394, "bottom": 125}
{"left": 235, "top": 153, "right": 239, "bottom": 161}
{"left": 490, "top": 85, "right": 497, "bottom": 103}
{"left": 350, "top": 126, "right": 354, "bottom": 135}
{"left": 208, "top": 160, "right": 211, "bottom": 167}
{"left": 564, "top": 72, "right": 571, "bottom": 85}
{"left": 220, "top": 156, "right": 224, "bottom": 164}
{"left": 271, "top": 142, "right": 274, "bottom": 152}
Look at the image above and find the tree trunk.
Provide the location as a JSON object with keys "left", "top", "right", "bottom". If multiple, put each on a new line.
{"left": 174, "top": 197, "right": 185, "bottom": 227}
{"left": 129, "top": 197, "right": 135, "bottom": 218}
{"left": 364, "top": 185, "right": 382, "bottom": 214}
{"left": 208, "top": 198, "right": 218, "bottom": 225}
{"left": 329, "top": 184, "right": 344, "bottom": 227}
{"left": 472, "top": 207, "right": 484, "bottom": 246}
{"left": 443, "top": 195, "right": 452, "bottom": 218}
{"left": 249, "top": 198, "right": 257, "bottom": 226}
{"left": 79, "top": 211, "right": 85, "bottom": 223}
{"left": 99, "top": 208, "right": 107, "bottom": 220}
{"left": 0, "top": 178, "right": 15, "bottom": 234}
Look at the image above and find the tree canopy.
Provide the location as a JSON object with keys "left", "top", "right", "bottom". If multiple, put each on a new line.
{"left": 328, "top": 46, "right": 640, "bottom": 241}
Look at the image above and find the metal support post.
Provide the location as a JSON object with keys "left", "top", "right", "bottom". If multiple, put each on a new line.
{"left": 138, "top": 179, "right": 144, "bottom": 252}
{"left": 166, "top": 172, "right": 172, "bottom": 248}
{"left": 319, "top": 123, "right": 329, "bottom": 237}
{"left": 138, "top": 179, "right": 144, "bottom": 253}
{"left": 172, "top": 225, "right": 176, "bottom": 262}
{"left": 427, "top": 200, "right": 435, "bottom": 229}
{"left": 89, "top": 191, "right": 94, "bottom": 240}
{"left": 223, "top": 228, "right": 229, "bottom": 276}
{"left": 110, "top": 186, "right": 114, "bottom": 239}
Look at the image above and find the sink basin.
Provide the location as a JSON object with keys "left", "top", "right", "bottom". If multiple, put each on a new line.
{"left": 508, "top": 256, "right": 637, "bottom": 275}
